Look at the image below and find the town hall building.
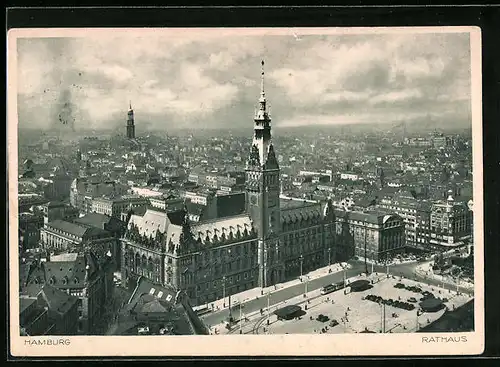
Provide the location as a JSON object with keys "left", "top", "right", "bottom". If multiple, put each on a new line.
{"left": 120, "top": 61, "right": 339, "bottom": 306}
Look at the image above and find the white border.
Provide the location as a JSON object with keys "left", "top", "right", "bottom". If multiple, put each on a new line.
{"left": 8, "top": 26, "right": 484, "bottom": 356}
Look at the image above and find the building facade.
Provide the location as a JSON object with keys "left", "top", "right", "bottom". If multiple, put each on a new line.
{"left": 23, "top": 251, "right": 114, "bottom": 334}
{"left": 40, "top": 219, "right": 116, "bottom": 256}
{"left": 19, "top": 212, "right": 45, "bottom": 251}
{"left": 91, "top": 195, "right": 150, "bottom": 218}
{"left": 334, "top": 209, "right": 406, "bottom": 262}
{"left": 377, "top": 195, "right": 432, "bottom": 250}
{"left": 426, "top": 193, "right": 473, "bottom": 249}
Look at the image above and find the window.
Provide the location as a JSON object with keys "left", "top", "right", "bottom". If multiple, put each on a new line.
{"left": 157, "top": 291, "right": 163, "bottom": 298}
{"left": 149, "top": 288, "right": 156, "bottom": 295}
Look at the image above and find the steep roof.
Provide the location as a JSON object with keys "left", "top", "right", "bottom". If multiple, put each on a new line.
{"left": 38, "top": 284, "right": 79, "bottom": 315}
{"left": 45, "top": 220, "right": 89, "bottom": 237}
{"left": 128, "top": 277, "right": 179, "bottom": 307}
{"left": 192, "top": 214, "right": 255, "bottom": 245}
{"left": 32, "top": 252, "right": 100, "bottom": 289}
{"left": 280, "top": 199, "right": 323, "bottom": 224}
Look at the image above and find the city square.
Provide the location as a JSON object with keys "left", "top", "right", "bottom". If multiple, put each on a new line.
{"left": 216, "top": 273, "right": 472, "bottom": 335}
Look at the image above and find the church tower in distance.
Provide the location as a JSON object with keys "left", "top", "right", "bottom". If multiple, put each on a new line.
{"left": 245, "top": 60, "right": 283, "bottom": 288}
{"left": 126, "top": 101, "right": 136, "bottom": 139}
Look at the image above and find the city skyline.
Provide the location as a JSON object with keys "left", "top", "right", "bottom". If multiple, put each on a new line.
{"left": 16, "top": 30, "right": 472, "bottom": 132}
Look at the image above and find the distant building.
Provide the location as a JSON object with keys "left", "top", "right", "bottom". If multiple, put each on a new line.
{"left": 126, "top": 102, "right": 136, "bottom": 140}
{"left": 19, "top": 212, "right": 45, "bottom": 251}
{"left": 149, "top": 195, "right": 185, "bottom": 212}
{"left": 18, "top": 193, "right": 48, "bottom": 212}
{"left": 377, "top": 195, "right": 432, "bottom": 250}
{"left": 187, "top": 170, "right": 245, "bottom": 190}
{"left": 405, "top": 137, "right": 433, "bottom": 147}
{"left": 425, "top": 192, "right": 473, "bottom": 249}
{"left": 70, "top": 177, "right": 128, "bottom": 213}
{"left": 340, "top": 172, "right": 360, "bottom": 181}
{"left": 37, "top": 166, "right": 73, "bottom": 201}
{"left": 39, "top": 201, "right": 79, "bottom": 225}
{"left": 334, "top": 209, "right": 405, "bottom": 262}
{"left": 91, "top": 195, "right": 149, "bottom": 219}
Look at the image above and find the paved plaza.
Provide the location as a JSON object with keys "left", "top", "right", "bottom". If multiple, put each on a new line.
{"left": 212, "top": 273, "right": 473, "bottom": 335}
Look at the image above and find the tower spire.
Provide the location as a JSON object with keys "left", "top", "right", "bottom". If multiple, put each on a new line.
{"left": 260, "top": 60, "right": 265, "bottom": 102}
{"left": 129, "top": 100, "right": 132, "bottom": 111}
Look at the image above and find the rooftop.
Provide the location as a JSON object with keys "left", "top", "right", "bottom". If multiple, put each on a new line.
{"left": 46, "top": 220, "right": 89, "bottom": 237}
{"left": 280, "top": 198, "right": 319, "bottom": 210}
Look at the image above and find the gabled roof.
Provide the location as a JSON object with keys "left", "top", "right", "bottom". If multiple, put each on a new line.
{"left": 128, "top": 277, "right": 179, "bottom": 308}
{"left": 25, "top": 252, "right": 101, "bottom": 289}
{"left": 38, "top": 284, "right": 79, "bottom": 314}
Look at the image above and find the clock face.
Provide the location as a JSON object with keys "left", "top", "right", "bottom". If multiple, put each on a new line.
{"left": 250, "top": 196, "right": 258, "bottom": 205}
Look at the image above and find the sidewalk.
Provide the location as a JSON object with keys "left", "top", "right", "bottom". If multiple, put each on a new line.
{"left": 415, "top": 263, "right": 474, "bottom": 291}
{"left": 196, "top": 262, "right": 352, "bottom": 313}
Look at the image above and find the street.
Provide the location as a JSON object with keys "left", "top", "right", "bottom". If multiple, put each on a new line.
{"left": 202, "top": 259, "right": 474, "bottom": 327}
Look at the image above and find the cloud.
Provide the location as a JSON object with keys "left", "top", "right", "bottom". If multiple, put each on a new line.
{"left": 15, "top": 31, "right": 471, "bottom": 131}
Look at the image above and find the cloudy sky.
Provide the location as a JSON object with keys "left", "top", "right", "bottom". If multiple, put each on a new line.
{"left": 16, "top": 30, "right": 472, "bottom": 132}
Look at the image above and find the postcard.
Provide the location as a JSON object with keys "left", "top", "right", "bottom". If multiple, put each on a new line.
{"left": 7, "top": 26, "right": 484, "bottom": 356}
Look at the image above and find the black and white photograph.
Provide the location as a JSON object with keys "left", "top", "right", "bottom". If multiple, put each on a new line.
{"left": 7, "top": 27, "right": 484, "bottom": 356}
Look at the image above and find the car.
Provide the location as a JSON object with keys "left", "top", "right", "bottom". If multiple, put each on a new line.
{"left": 329, "top": 319, "right": 339, "bottom": 327}
{"left": 408, "top": 297, "right": 417, "bottom": 303}
{"left": 316, "top": 314, "right": 329, "bottom": 322}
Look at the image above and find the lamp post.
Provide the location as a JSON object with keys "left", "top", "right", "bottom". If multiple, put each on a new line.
{"left": 222, "top": 275, "right": 226, "bottom": 308}
{"left": 379, "top": 302, "right": 386, "bottom": 333}
{"left": 239, "top": 301, "right": 243, "bottom": 334}
{"left": 305, "top": 275, "right": 309, "bottom": 297}
{"left": 327, "top": 248, "right": 331, "bottom": 267}
{"left": 299, "top": 255, "right": 303, "bottom": 278}
{"left": 267, "top": 290, "right": 271, "bottom": 327}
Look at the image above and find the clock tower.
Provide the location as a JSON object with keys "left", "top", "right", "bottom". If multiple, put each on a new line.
{"left": 246, "top": 60, "right": 283, "bottom": 288}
